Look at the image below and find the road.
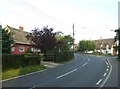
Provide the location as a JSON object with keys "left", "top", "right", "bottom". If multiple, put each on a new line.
{"left": 2, "top": 53, "right": 115, "bottom": 88}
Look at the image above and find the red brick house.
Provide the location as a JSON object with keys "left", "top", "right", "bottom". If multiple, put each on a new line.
{"left": 5, "top": 25, "right": 31, "bottom": 54}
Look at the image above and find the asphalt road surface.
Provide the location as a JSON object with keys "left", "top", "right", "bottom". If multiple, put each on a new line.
{"left": 2, "top": 53, "right": 115, "bottom": 88}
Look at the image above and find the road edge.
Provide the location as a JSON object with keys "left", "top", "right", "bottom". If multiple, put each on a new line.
{"left": 0, "top": 69, "right": 47, "bottom": 83}
{"left": 100, "top": 58, "right": 113, "bottom": 88}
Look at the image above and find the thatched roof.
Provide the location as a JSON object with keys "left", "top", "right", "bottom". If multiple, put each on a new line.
{"left": 94, "top": 38, "right": 114, "bottom": 50}
{"left": 5, "top": 25, "right": 30, "bottom": 45}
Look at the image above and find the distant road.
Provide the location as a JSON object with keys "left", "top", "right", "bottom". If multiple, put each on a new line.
{"left": 2, "top": 53, "right": 115, "bottom": 88}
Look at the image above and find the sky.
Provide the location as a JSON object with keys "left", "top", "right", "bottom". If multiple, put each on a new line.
{"left": 0, "top": 0, "right": 119, "bottom": 43}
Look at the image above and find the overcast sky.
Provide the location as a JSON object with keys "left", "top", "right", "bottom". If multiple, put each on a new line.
{"left": 0, "top": 0, "right": 119, "bottom": 43}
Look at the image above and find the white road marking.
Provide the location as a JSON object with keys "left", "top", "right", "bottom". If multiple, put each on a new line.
{"left": 82, "top": 62, "right": 88, "bottom": 67}
{"left": 106, "top": 61, "right": 108, "bottom": 65}
{"left": 106, "top": 69, "right": 109, "bottom": 71}
{"left": 107, "top": 66, "right": 109, "bottom": 68}
{"left": 56, "top": 69, "right": 77, "bottom": 79}
{"left": 29, "top": 86, "right": 36, "bottom": 89}
{"left": 96, "top": 79, "right": 102, "bottom": 85}
{"left": 100, "top": 58, "right": 112, "bottom": 87}
{"left": 103, "top": 73, "right": 107, "bottom": 76}
{"left": 88, "top": 59, "right": 90, "bottom": 61}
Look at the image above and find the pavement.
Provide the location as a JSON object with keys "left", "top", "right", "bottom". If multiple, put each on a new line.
{"left": 103, "top": 56, "right": 119, "bottom": 88}
{"left": 41, "top": 61, "right": 62, "bottom": 68}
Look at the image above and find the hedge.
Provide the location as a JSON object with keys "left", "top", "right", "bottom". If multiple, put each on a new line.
{"left": 54, "top": 52, "right": 74, "bottom": 63}
{"left": 2, "top": 54, "right": 41, "bottom": 71}
{"left": 43, "top": 54, "right": 54, "bottom": 61}
{"left": 41, "top": 52, "right": 74, "bottom": 62}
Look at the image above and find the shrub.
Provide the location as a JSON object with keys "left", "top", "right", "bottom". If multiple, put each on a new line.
{"left": 2, "top": 54, "right": 41, "bottom": 71}
{"left": 43, "top": 54, "right": 54, "bottom": 61}
{"left": 54, "top": 52, "right": 74, "bottom": 63}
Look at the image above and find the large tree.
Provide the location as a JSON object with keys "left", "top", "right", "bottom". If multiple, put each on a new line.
{"left": 26, "top": 26, "right": 57, "bottom": 54}
{"left": 55, "top": 33, "right": 74, "bottom": 52}
{"left": 2, "top": 28, "right": 14, "bottom": 54}
{"left": 78, "top": 40, "right": 96, "bottom": 52}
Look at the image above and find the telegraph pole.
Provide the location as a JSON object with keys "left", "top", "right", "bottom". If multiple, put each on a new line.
{"left": 73, "top": 23, "right": 75, "bottom": 52}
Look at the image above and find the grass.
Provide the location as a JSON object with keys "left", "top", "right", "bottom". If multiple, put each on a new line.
{"left": 1, "top": 65, "right": 46, "bottom": 80}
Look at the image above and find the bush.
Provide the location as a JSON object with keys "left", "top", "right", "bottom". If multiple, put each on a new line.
{"left": 43, "top": 54, "right": 54, "bottom": 61}
{"left": 54, "top": 52, "right": 74, "bottom": 63}
{"left": 2, "top": 54, "right": 41, "bottom": 71}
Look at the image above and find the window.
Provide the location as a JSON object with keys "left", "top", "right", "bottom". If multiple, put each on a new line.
{"left": 11, "top": 47, "right": 15, "bottom": 51}
{"left": 19, "top": 46, "right": 24, "bottom": 52}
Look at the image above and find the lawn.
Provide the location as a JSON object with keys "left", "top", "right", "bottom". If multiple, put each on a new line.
{"left": 1, "top": 65, "right": 46, "bottom": 80}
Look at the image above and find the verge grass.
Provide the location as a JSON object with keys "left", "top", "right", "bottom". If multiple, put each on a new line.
{"left": 2, "top": 65, "right": 46, "bottom": 80}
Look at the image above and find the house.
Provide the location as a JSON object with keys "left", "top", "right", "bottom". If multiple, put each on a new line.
{"left": 94, "top": 38, "right": 117, "bottom": 55}
{"left": 5, "top": 25, "right": 31, "bottom": 54}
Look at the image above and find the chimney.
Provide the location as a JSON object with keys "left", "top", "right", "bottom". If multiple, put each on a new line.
{"left": 19, "top": 26, "right": 24, "bottom": 30}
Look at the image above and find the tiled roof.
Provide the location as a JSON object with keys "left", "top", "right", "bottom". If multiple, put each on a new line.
{"left": 5, "top": 25, "right": 30, "bottom": 45}
{"left": 94, "top": 38, "right": 115, "bottom": 50}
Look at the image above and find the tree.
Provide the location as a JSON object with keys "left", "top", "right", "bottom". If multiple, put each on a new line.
{"left": 55, "top": 33, "right": 74, "bottom": 52}
{"left": 26, "top": 26, "right": 57, "bottom": 54}
{"left": 2, "top": 28, "right": 14, "bottom": 54}
{"left": 78, "top": 40, "right": 96, "bottom": 52}
{"left": 62, "top": 35, "right": 74, "bottom": 51}
{"left": 115, "top": 29, "right": 120, "bottom": 60}
{"left": 87, "top": 40, "right": 96, "bottom": 51}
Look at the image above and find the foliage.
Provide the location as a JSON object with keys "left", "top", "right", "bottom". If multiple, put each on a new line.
{"left": 78, "top": 40, "right": 96, "bottom": 52}
{"left": 2, "top": 28, "right": 14, "bottom": 54}
{"left": 43, "top": 54, "right": 54, "bottom": 61}
{"left": 26, "top": 26, "right": 57, "bottom": 54}
{"left": 54, "top": 52, "right": 74, "bottom": 63}
{"left": 114, "top": 29, "right": 120, "bottom": 61}
{"left": 2, "top": 54, "right": 41, "bottom": 71}
{"left": 55, "top": 33, "right": 74, "bottom": 52}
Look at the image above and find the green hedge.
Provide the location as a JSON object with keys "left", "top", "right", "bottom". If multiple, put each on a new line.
{"left": 43, "top": 54, "right": 54, "bottom": 61}
{"left": 2, "top": 54, "right": 41, "bottom": 71}
{"left": 54, "top": 52, "right": 74, "bottom": 63}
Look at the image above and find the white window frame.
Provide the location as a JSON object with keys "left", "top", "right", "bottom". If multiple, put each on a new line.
{"left": 11, "top": 47, "right": 15, "bottom": 52}
{"left": 19, "top": 46, "right": 24, "bottom": 52}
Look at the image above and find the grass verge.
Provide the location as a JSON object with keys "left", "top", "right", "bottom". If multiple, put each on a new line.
{"left": 1, "top": 65, "right": 46, "bottom": 80}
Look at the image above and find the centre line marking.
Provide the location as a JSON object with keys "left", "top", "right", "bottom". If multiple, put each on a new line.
{"left": 107, "top": 66, "right": 109, "bottom": 68}
{"left": 56, "top": 69, "right": 77, "bottom": 79}
{"left": 106, "top": 62, "right": 108, "bottom": 65}
{"left": 103, "top": 73, "right": 107, "bottom": 76}
{"left": 106, "top": 69, "right": 109, "bottom": 71}
{"left": 96, "top": 79, "right": 102, "bottom": 85}
{"left": 29, "top": 86, "right": 36, "bottom": 89}
{"left": 88, "top": 59, "right": 90, "bottom": 61}
{"left": 82, "top": 62, "right": 88, "bottom": 67}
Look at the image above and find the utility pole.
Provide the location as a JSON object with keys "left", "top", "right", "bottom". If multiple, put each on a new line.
{"left": 73, "top": 23, "right": 75, "bottom": 52}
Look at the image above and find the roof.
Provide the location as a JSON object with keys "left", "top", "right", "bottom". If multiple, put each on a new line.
{"left": 5, "top": 25, "right": 31, "bottom": 45}
{"left": 93, "top": 38, "right": 115, "bottom": 50}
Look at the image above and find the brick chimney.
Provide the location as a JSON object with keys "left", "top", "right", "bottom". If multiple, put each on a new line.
{"left": 19, "top": 26, "right": 24, "bottom": 30}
